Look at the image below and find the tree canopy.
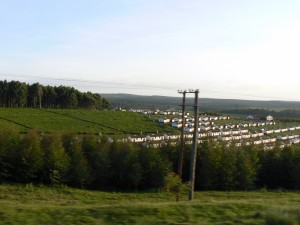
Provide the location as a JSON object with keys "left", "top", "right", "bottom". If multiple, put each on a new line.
{"left": 0, "top": 80, "right": 110, "bottom": 109}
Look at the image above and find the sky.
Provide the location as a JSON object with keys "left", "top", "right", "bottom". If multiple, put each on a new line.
{"left": 1, "top": 0, "right": 300, "bottom": 100}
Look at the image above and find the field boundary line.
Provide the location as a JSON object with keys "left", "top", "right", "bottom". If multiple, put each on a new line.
{"left": 35, "top": 108, "right": 126, "bottom": 133}
{"left": 0, "top": 116, "right": 31, "bottom": 129}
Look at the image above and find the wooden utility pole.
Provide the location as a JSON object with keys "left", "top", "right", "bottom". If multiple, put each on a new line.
{"left": 177, "top": 89, "right": 199, "bottom": 201}
{"left": 189, "top": 90, "right": 199, "bottom": 201}
{"left": 178, "top": 90, "right": 186, "bottom": 178}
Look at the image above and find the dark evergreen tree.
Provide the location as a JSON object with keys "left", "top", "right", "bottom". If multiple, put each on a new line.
{"left": 198, "top": 141, "right": 222, "bottom": 190}
{"left": 138, "top": 147, "right": 170, "bottom": 190}
{"left": 27, "top": 83, "right": 43, "bottom": 108}
{"left": 82, "top": 135, "right": 111, "bottom": 189}
{"left": 234, "top": 146, "right": 258, "bottom": 190}
{"left": 107, "top": 141, "right": 142, "bottom": 190}
{"left": 42, "top": 85, "right": 57, "bottom": 108}
{"left": 7, "top": 80, "right": 27, "bottom": 107}
{"left": 0, "top": 126, "right": 20, "bottom": 183}
{"left": 0, "top": 80, "right": 8, "bottom": 106}
{"left": 41, "top": 133, "right": 70, "bottom": 184}
{"left": 63, "top": 134, "right": 91, "bottom": 188}
{"left": 13, "top": 130, "right": 43, "bottom": 182}
{"left": 0, "top": 80, "right": 110, "bottom": 109}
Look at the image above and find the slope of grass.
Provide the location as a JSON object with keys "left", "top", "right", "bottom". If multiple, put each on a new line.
{"left": 0, "top": 107, "right": 298, "bottom": 136}
{"left": 0, "top": 108, "right": 107, "bottom": 133}
{"left": 45, "top": 109, "right": 177, "bottom": 134}
{"left": 0, "top": 108, "right": 176, "bottom": 134}
{"left": 0, "top": 184, "right": 299, "bottom": 225}
{"left": 0, "top": 119, "right": 26, "bottom": 132}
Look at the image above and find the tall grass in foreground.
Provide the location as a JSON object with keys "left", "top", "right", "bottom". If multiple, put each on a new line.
{"left": 0, "top": 184, "right": 299, "bottom": 225}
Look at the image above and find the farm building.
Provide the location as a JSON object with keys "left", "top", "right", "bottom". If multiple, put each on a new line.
{"left": 128, "top": 135, "right": 147, "bottom": 143}
{"left": 146, "top": 134, "right": 165, "bottom": 141}
{"left": 164, "top": 134, "right": 180, "bottom": 140}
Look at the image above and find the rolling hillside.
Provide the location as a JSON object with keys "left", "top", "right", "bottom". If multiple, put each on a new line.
{"left": 0, "top": 108, "right": 177, "bottom": 134}
{"left": 101, "top": 93, "right": 300, "bottom": 114}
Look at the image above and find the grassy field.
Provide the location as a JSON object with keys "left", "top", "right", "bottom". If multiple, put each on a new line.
{"left": 0, "top": 107, "right": 299, "bottom": 138}
{"left": 0, "top": 184, "right": 299, "bottom": 225}
{"left": 0, "top": 108, "right": 177, "bottom": 134}
{"left": 0, "top": 119, "right": 24, "bottom": 131}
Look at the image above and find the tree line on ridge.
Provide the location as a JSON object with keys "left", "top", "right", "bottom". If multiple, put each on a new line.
{"left": 0, "top": 80, "right": 110, "bottom": 109}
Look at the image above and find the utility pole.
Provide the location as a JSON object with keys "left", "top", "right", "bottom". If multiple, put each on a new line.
{"left": 177, "top": 89, "right": 199, "bottom": 201}
{"left": 189, "top": 90, "right": 199, "bottom": 201}
{"left": 178, "top": 90, "right": 186, "bottom": 179}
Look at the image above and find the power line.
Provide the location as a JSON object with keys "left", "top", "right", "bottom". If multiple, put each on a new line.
{"left": 0, "top": 73, "right": 179, "bottom": 91}
{"left": 1, "top": 72, "right": 299, "bottom": 101}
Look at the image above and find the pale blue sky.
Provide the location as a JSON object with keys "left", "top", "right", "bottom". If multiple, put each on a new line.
{"left": 1, "top": 0, "right": 300, "bottom": 100}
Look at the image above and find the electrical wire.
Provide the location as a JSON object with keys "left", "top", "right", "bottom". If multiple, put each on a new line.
{"left": 0, "top": 73, "right": 179, "bottom": 90}
{"left": 1, "top": 72, "right": 299, "bottom": 102}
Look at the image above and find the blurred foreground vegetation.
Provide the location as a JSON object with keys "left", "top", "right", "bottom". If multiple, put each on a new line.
{"left": 0, "top": 183, "right": 299, "bottom": 225}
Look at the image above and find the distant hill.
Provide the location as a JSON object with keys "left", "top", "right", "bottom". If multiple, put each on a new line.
{"left": 101, "top": 93, "right": 300, "bottom": 111}
{"left": 101, "top": 93, "right": 300, "bottom": 119}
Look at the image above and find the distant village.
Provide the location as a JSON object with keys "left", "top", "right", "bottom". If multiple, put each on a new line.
{"left": 109, "top": 108, "right": 300, "bottom": 150}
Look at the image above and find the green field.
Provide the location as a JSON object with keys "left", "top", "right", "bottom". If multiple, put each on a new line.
{"left": 1, "top": 107, "right": 299, "bottom": 136}
{"left": 0, "top": 184, "right": 299, "bottom": 225}
{"left": 0, "top": 108, "right": 177, "bottom": 134}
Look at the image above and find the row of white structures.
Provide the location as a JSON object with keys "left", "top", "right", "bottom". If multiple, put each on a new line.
{"left": 159, "top": 115, "right": 230, "bottom": 124}
{"left": 126, "top": 127, "right": 300, "bottom": 144}
{"left": 142, "top": 139, "right": 300, "bottom": 149}
{"left": 125, "top": 133, "right": 300, "bottom": 150}
{"left": 131, "top": 109, "right": 230, "bottom": 120}
{"left": 186, "top": 123, "right": 296, "bottom": 135}
{"left": 168, "top": 120, "right": 275, "bottom": 130}
{"left": 129, "top": 109, "right": 188, "bottom": 116}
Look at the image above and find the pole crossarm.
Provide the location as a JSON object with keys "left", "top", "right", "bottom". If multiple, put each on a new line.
{"left": 178, "top": 89, "right": 199, "bottom": 94}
